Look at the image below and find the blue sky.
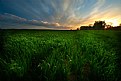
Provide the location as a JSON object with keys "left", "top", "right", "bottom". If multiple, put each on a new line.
{"left": 0, "top": 0, "right": 121, "bottom": 29}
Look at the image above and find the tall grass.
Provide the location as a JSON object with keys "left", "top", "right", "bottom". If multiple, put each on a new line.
{"left": 0, "top": 30, "right": 121, "bottom": 81}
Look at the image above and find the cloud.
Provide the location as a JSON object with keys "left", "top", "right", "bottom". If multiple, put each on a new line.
{"left": 0, "top": 13, "right": 70, "bottom": 29}
{"left": 79, "top": 5, "right": 121, "bottom": 26}
{"left": 28, "top": 20, "right": 61, "bottom": 27}
{"left": 0, "top": 0, "right": 121, "bottom": 29}
{"left": 0, "top": 13, "right": 27, "bottom": 23}
{"left": 68, "top": 0, "right": 121, "bottom": 27}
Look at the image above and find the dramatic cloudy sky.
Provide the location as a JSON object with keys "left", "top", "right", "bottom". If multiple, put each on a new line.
{"left": 0, "top": 0, "right": 121, "bottom": 29}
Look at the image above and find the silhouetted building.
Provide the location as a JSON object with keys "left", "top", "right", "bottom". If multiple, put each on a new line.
{"left": 80, "top": 26, "right": 93, "bottom": 30}
{"left": 79, "top": 21, "right": 121, "bottom": 30}
{"left": 107, "top": 26, "right": 121, "bottom": 30}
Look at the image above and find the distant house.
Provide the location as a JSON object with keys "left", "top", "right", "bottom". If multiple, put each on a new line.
{"left": 79, "top": 21, "right": 121, "bottom": 30}
{"left": 80, "top": 26, "right": 93, "bottom": 30}
{"left": 108, "top": 26, "right": 121, "bottom": 30}
{"left": 80, "top": 21, "right": 106, "bottom": 30}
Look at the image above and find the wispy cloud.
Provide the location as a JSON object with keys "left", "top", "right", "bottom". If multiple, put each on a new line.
{"left": 0, "top": 13, "right": 70, "bottom": 29}
{"left": 0, "top": 0, "right": 121, "bottom": 29}
{"left": 79, "top": 5, "right": 121, "bottom": 26}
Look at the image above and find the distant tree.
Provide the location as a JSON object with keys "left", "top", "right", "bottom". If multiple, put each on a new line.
{"left": 89, "top": 24, "right": 93, "bottom": 27}
{"left": 120, "top": 23, "right": 121, "bottom": 26}
{"left": 93, "top": 21, "right": 106, "bottom": 30}
{"left": 77, "top": 28, "right": 80, "bottom": 30}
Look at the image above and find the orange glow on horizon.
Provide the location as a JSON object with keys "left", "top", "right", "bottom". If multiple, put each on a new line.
{"left": 68, "top": 17, "right": 121, "bottom": 29}
{"left": 105, "top": 19, "right": 120, "bottom": 26}
{"left": 77, "top": 19, "right": 121, "bottom": 28}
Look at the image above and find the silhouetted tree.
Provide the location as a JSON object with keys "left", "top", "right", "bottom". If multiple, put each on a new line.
{"left": 89, "top": 24, "right": 93, "bottom": 27}
{"left": 93, "top": 21, "right": 106, "bottom": 30}
{"left": 120, "top": 23, "right": 121, "bottom": 26}
{"left": 77, "top": 28, "right": 80, "bottom": 30}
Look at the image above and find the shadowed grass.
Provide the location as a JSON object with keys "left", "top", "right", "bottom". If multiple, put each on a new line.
{"left": 0, "top": 30, "right": 121, "bottom": 81}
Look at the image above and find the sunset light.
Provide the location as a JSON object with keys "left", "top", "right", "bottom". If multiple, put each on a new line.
{"left": 0, "top": 0, "right": 121, "bottom": 29}
{"left": 1, "top": 0, "right": 121, "bottom": 81}
{"left": 105, "top": 19, "right": 120, "bottom": 26}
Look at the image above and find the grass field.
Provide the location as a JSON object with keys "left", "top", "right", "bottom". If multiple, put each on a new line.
{"left": 0, "top": 30, "right": 121, "bottom": 81}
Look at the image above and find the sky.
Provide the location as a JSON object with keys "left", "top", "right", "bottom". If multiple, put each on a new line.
{"left": 0, "top": 0, "right": 121, "bottom": 30}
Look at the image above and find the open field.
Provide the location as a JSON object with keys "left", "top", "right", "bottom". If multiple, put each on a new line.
{"left": 0, "top": 30, "right": 121, "bottom": 81}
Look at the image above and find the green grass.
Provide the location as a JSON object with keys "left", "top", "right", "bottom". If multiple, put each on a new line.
{"left": 0, "top": 30, "right": 121, "bottom": 81}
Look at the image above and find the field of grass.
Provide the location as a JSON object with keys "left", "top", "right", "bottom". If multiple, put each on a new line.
{"left": 0, "top": 30, "right": 121, "bottom": 81}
